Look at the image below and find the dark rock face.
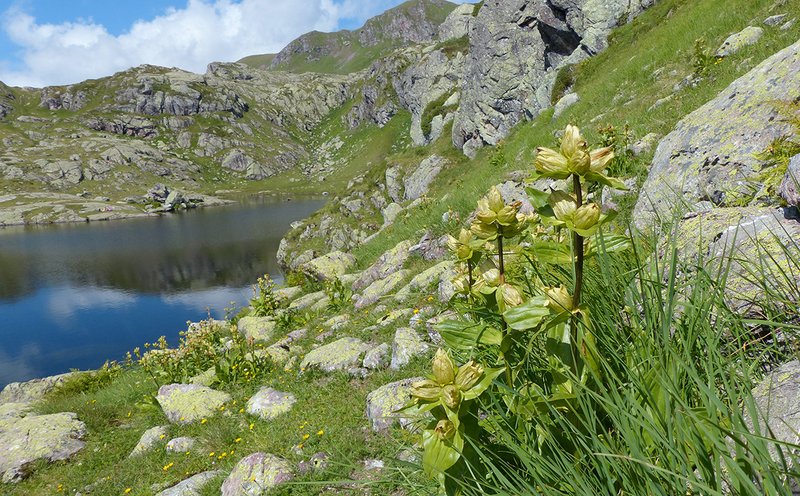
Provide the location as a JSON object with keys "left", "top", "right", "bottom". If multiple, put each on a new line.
{"left": 0, "top": 82, "right": 14, "bottom": 119}
{"left": 40, "top": 87, "right": 87, "bottom": 111}
{"left": 453, "top": 0, "right": 655, "bottom": 157}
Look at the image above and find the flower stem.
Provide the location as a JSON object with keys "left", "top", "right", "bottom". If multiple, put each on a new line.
{"left": 572, "top": 174, "right": 584, "bottom": 309}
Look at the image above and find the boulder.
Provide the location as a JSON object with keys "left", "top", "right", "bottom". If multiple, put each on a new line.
{"left": 390, "top": 327, "right": 430, "bottom": 370}
{"left": 553, "top": 92, "right": 579, "bottom": 119}
{"left": 779, "top": 154, "right": 800, "bottom": 206}
{"left": 165, "top": 436, "right": 196, "bottom": 453}
{"left": 155, "top": 384, "right": 231, "bottom": 425}
{"left": 288, "top": 290, "right": 327, "bottom": 311}
{"left": 354, "top": 270, "right": 412, "bottom": 309}
{"left": 382, "top": 202, "right": 404, "bottom": 226}
{"left": 300, "top": 337, "right": 371, "bottom": 373}
{"left": 749, "top": 360, "right": 800, "bottom": 462}
{"left": 246, "top": 388, "right": 296, "bottom": 421}
{"left": 352, "top": 240, "right": 413, "bottom": 291}
{"left": 764, "top": 14, "right": 788, "bottom": 27}
{"left": 221, "top": 452, "right": 293, "bottom": 496}
{"left": 363, "top": 343, "right": 391, "bottom": 370}
{"left": 275, "top": 286, "right": 303, "bottom": 303}
{"left": 0, "top": 403, "right": 32, "bottom": 419}
{"left": 0, "top": 412, "right": 86, "bottom": 483}
{"left": 404, "top": 156, "right": 446, "bottom": 200}
{"left": 301, "top": 251, "right": 356, "bottom": 282}
{"left": 365, "top": 378, "right": 423, "bottom": 432}
{"left": 634, "top": 38, "right": 800, "bottom": 231}
{"left": 0, "top": 372, "right": 75, "bottom": 405}
{"left": 715, "top": 26, "right": 764, "bottom": 57}
{"left": 129, "top": 425, "right": 168, "bottom": 457}
{"left": 395, "top": 261, "right": 456, "bottom": 302}
{"left": 439, "top": 3, "right": 474, "bottom": 41}
{"left": 322, "top": 315, "right": 350, "bottom": 331}
{"left": 237, "top": 316, "right": 277, "bottom": 343}
{"left": 157, "top": 470, "right": 222, "bottom": 496}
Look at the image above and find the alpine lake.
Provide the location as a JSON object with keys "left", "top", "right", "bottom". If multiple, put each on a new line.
{"left": 0, "top": 196, "right": 324, "bottom": 387}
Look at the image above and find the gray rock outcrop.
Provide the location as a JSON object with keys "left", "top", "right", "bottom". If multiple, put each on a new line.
{"left": 155, "top": 384, "right": 232, "bottom": 424}
{"left": 246, "top": 388, "right": 296, "bottom": 421}
{"left": 634, "top": 38, "right": 800, "bottom": 231}
{"left": 221, "top": 452, "right": 293, "bottom": 496}
{"left": 365, "top": 378, "right": 423, "bottom": 432}
{"left": 780, "top": 155, "right": 800, "bottom": 206}
{"left": 157, "top": 470, "right": 222, "bottom": 496}
{"left": 300, "top": 337, "right": 371, "bottom": 373}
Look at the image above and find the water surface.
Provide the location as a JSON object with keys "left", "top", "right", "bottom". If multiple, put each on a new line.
{"left": 0, "top": 196, "right": 323, "bottom": 387}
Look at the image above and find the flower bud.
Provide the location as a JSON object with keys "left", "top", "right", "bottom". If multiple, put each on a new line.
{"left": 500, "top": 284, "right": 524, "bottom": 308}
{"left": 535, "top": 147, "right": 570, "bottom": 177}
{"left": 441, "top": 384, "right": 462, "bottom": 410}
{"left": 571, "top": 148, "right": 592, "bottom": 175}
{"left": 589, "top": 146, "right": 614, "bottom": 172}
{"left": 549, "top": 190, "right": 577, "bottom": 222}
{"left": 560, "top": 124, "right": 586, "bottom": 159}
{"left": 544, "top": 286, "right": 574, "bottom": 313}
{"left": 432, "top": 348, "right": 456, "bottom": 385}
{"left": 470, "top": 220, "right": 498, "bottom": 240}
{"left": 573, "top": 203, "right": 601, "bottom": 231}
{"left": 410, "top": 379, "right": 441, "bottom": 401}
{"left": 486, "top": 186, "right": 505, "bottom": 213}
{"left": 434, "top": 420, "right": 456, "bottom": 441}
{"left": 495, "top": 205, "right": 519, "bottom": 226}
{"left": 455, "top": 361, "right": 484, "bottom": 391}
{"left": 483, "top": 268, "right": 501, "bottom": 287}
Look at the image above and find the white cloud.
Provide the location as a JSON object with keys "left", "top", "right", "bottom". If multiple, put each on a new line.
{"left": 0, "top": 0, "right": 346, "bottom": 87}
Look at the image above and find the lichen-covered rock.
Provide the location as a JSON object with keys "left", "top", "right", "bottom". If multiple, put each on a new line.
{"left": 390, "top": 327, "right": 430, "bottom": 370}
{"left": 363, "top": 343, "right": 391, "bottom": 370}
{"left": 166, "top": 436, "right": 196, "bottom": 453}
{"left": 715, "top": 26, "right": 764, "bottom": 57}
{"left": 395, "top": 261, "right": 455, "bottom": 302}
{"left": 301, "top": 251, "right": 356, "bottom": 282}
{"left": 157, "top": 470, "right": 222, "bottom": 496}
{"left": 749, "top": 360, "right": 800, "bottom": 462}
{"left": 404, "top": 156, "right": 446, "bottom": 200}
{"left": 237, "top": 316, "right": 277, "bottom": 343}
{"left": 156, "top": 384, "right": 231, "bottom": 425}
{"left": 353, "top": 240, "right": 413, "bottom": 291}
{"left": 129, "top": 425, "right": 168, "bottom": 457}
{"left": 275, "top": 286, "right": 303, "bottom": 303}
{"left": 634, "top": 38, "right": 800, "bottom": 231}
{"left": 246, "top": 388, "right": 296, "bottom": 421}
{"left": 322, "top": 314, "right": 350, "bottom": 331}
{"left": 288, "top": 290, "right": 327, "bottom": 311}
{"left": 0, "top": 403, "right": 32, "bottom": 419}
{"left": 221, "top": 452, "right": 293, "bottom": 496}
{"left": 354, "top": 269, "right": 412, "bottom": 309}
{"left": 0, "top": 412, "right": 86, "bottom": 483}
{"left": 779, "top": 154, "right": 800, "bottom": 206}
{"left": 382, "top": 202, "right": 404, "bottom": 226}
{"left": 439, "top": 3, "right": 474, "bottom": 41}
{"left": 0, "top": 372, "right": 75, "bottom": 405}
{"left": 300, "top": 337, "right": 371, "bottom": 373}
{"left": 365, "top": 378, "right": 423, "bottom": 432}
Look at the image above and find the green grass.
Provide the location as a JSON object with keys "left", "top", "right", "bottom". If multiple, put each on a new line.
{"left": 237, "top": 53, "right": 277, "bottom": 69}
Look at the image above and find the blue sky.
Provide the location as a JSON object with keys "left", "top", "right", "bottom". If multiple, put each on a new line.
{"left": 0, "top": 0, "right": 463, "bottom": 87}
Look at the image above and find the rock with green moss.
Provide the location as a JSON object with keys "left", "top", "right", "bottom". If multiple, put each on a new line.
{"left": 715, "top": 26, "right": 764, "bottom": 57}
{"left": 246, "top": 388, "right": 296, "bottom": 421}
{"left": 634, "top": 38, "right": 800, "bottom": 231}
{"left": 749, "top": 359, "right": 800, "bottom": 462}
{"left": 221, "top": 452, "right": 293, "bottom": 496}
{"left": 394, "top": 261, "right": 455, "bottom": 302}
{"left": 288, "top": 290, "right": 327, "bottom": 311}
{"left": 0, "top": 403, "right": 32, "bottom": 419}
{"left": 365, "top": 378, "right": 424, "bottom": 432}
{"left": 301, "top": 251, "right": 356, "bottom": 282}
{"left": 129, "top": 425, "right": 168, "bottom": 457}
{"left": 0, "top": 372, "right": 75, "bottom": 405}
{"left": 0, "top": 412, "right": 86, "bottom": 483}
{"left": 237, "top": 316, "right": 277, "bottom": 343}
{"left": 275, "top": 286, "right": 303, "bottom": 303}
{"left": 157, "top": 470, "right": 222, "bottom": 496}
{"left": 300, "top": 337, "right": 371, "bottom": 373}
{"left": 404, "top": 156, "right": 446, "bottom": 200}
{"left": 156, "top": 384, "right": 232, "bottom": 425}
{"left": 353, "top": 240, "right": 413, "bottom": 291}
{"left": 165, "top": 436, "right": 196, "bottom": 454}
{"left": 779, "top": 154, "right": 800, "bottom": 206}
{"left": 354, "top": 269, "right": 412, "bottom": 309}
{"left": 390, "top": 327, "right": 430, "bottom": 370}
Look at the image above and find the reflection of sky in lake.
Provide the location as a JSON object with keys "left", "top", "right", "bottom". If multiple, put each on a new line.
{"left": 0, "top": 197, "right": 323, "bottom": 387}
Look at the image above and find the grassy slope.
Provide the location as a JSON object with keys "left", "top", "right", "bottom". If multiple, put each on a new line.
{"left": 7, "top": 0, "right": 800, "bottom": 494}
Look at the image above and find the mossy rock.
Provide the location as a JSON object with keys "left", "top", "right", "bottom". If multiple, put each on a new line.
{"left": 300, "top": 337, "right": 371, "bottom": 373}
{"left": 156, "top": 384, "right": 231, "bottom": 425}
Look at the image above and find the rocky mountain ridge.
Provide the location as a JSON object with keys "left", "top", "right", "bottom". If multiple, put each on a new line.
{"left": 0, "top": 0, "right": 655, "bottom": 226}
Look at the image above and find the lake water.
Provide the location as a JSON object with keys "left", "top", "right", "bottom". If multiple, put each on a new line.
{"left": 0, "top": 196, "right": 324, "bottom": 388}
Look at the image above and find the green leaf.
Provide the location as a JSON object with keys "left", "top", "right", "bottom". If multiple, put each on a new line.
{"left": 525, "top": 187, "right": 550, "bottom": 209}
{"left": 435, "top": 320, "right": 502, "bottom": 351}
{"left": 585, "top": 171, "right": 629, "bottom": 190}
{"left": 422, "top": 427, "right": 464, "bottom": 477}
{"left": 528, "top": 240, "right": 572, "bottom": 264}
{"left": 463, "top": 367, "right": 505, "bottom": 400}
{"left": 586, "top": 234, "right": 631, "bottom": 257}
{"left": 503, "top": 296, "right": 550, "bottom": 331}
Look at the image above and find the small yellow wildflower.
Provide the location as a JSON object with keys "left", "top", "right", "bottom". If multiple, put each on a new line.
{"left": 413, "top": 308, "right": 420, "bottom": 314}
{"left": 57, "top": 484, "right": 64, "bottom": 492}
{"left": 302, "top": 434, "right": 310, "bottom": 441}
{"left": 235, "top": 438, "right": 242, "bottom": 443}
{"left": 317, "top": 429, "right": 324, "bottom": 436}
{"left": 249, "top": 423, "right": 255, "bottom": 430}
{"left": 201, "top": 418, "right": 208, "bottom": 425}
{"left": 239, "top": 408, "right": 245, "bottom": 414}
{"left": 163, "top": 462, "right": 174, "bottom": 471}
{"left": 297, "top": 443, "right": 304, "bottom": 449}
{"left": 124, "top": 488, "right": 132, "bottom": 494}
{"left": 209, "top": 452, "right": 216, "bottom": 457}
{"left": 127, "top": 411, "right": 132, "bottom": 417}
{"left": 159, "top": 434, "right": 166, "bottom": 440}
